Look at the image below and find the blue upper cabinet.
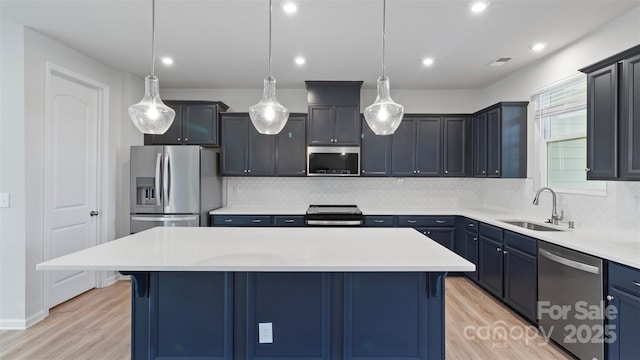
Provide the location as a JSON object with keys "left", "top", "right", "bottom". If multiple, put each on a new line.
{"left": 580, "top": 44, "right": 640, "bottom": 181}
{"left": 472, "top": 102, "right": 528, "bottom": 178}
{"left": 392, "top": 116, "right": 442, "bottom": 176}
{"left": 145, "top": 101, "right": 229, "bottom": 146}
{"left": 360, "top": 116, "right": 392, "bottom": 176}
{"left": 276, "top": 114, "right": 307, "bottom": 176}
{"left": 305, "top": 81, "right": 362, "bottom": 146}
{"left": 443, "top": 117, "right": 469, "bottom": 177}
{"left": 221, "top": 113, "right": 275, "bottom": 176}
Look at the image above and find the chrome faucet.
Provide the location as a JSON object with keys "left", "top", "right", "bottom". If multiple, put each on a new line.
{"left": 533, "top": 187, "right": 564, "bottom": 225}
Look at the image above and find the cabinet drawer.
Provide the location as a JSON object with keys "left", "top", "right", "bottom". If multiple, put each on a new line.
{"left": 504, "top": 231, "right": 537, "bottom": 256}
{"left": 364, "top": 216, "right": 395, "bottom": 227}
{"left": 609, "top": 262, "right": 640, "bottom": 297}
{"left": 212, "top": 215, "right": 273, "bottom": 226}
{"left": 274, "top": 216, "right": 305, "bottom": 227}
{"left": 397, "top": 216, "right": 430, "bottom": 227}
{"left": 479, "top": 223, "right": 503, "bottom": 241}
{"left": 423, "top": 216, "right": 456, "bottom": 227}
{"left": 463, "top": 218, "right": 479, "bottom": 233}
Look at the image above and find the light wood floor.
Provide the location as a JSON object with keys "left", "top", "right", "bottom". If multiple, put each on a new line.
{"left": 0, "top": 277, "right": 571, "bottom": 359}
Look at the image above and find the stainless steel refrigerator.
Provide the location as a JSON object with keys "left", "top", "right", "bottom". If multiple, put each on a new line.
{"left": 130, "top": 146, "right": 222, "bottom": 233}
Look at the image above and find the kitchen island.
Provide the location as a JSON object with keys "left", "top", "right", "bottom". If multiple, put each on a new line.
{"left": 37, "top": 227, "right": 474, "bottom": 360}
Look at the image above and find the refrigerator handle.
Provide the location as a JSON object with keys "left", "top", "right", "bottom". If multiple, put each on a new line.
{"left": 155, "top": 153, "right": 162, "bottom": 206}
{"left": 163, "top": 152, "right": 170, "bottom": 207}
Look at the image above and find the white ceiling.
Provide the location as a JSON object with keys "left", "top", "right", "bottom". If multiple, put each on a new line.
{"left": 2, "top": 0, "right": 639, "bottom": 90}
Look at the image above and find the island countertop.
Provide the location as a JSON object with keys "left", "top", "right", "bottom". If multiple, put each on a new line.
{"left": 36, "top": 227, "right": 475, "bottom": 272}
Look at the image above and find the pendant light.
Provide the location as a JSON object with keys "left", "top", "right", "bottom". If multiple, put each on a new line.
{"left": 249, "top": 0, "right": 289, "bottom": 135}
{"left": 128, "top": 0, "right": 176, "bottom": 134}
{"left": 364, "top": 0, "right": 404, "bottom": 136}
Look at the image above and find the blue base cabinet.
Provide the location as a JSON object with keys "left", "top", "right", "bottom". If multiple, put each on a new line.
{"left": 124, "top": 271, "right": 447, "bottom": 360}
{"left": 607, "top": 262, "right": 640, "bottom": 359}
{"left": 478, "top": 223, "right": 504, "bottom": 298}
{"left": 461, "top": 218, "right": 479, "bottom": 282}
{"left": 503, "top": 231, "right": 537, "bottom": 323}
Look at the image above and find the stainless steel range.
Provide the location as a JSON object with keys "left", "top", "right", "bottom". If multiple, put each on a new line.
{"left": 305, "top": 205, "right": 363, "bottom": 226}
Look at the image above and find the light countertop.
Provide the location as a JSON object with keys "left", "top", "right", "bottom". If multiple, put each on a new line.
{"left": 36, "top": 227, "right": 475, "bottom": 272}
{"left": 210, "top": 206, "right": 640, "bottom": 270}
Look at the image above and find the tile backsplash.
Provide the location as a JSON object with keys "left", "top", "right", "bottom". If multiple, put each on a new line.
{"left": 223, "top": 177, "right": 640, "bottom": 234}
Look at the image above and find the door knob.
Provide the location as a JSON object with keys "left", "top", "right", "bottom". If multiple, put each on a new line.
{"left": 90, "top": 211, "right": 99, "bottom": 216}
{"left": 607, "top": 295, "right": 614, "bottom": 301}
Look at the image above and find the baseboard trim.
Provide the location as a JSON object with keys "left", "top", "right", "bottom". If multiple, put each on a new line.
{"left": 0, "top": 310, "right": 45, "bottom": 330}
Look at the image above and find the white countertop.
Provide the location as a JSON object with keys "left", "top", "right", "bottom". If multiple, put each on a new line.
{"left": 36, "top": 227, "right": 475, "bottom": 272}
{"left": 210, "top": 206, "right": 640, "bottom": 270}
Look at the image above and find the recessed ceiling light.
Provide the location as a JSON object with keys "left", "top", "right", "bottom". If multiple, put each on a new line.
{"left": 283, "top": 2, "right": 297, "bottom": 14}
{"left": 160, "top": 57, "right": 174, "bottom": 65}
{"left": 294, "top": 57, "right": 306, "bottom": 65}
{"left": 422, "top": 58, "right": 434, "bottom": 66}
{"left": 470, "top": 1, "right": 489, "bottom": 13}
{"left": 531, "top": 43, "right": 547, "bottom": 52}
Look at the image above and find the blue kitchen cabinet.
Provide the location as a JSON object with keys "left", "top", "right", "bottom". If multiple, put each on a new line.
{"left": 472, "top": 102, "right": 528, "bottom": 178}
{"left": 360, "top": 116, "right": 392, "bottom": 176}
{"left": 306, "top": 81, "right": 362, "bottom": 146}
{"left": 392, "top": 116, "right": 442, "bottom": 176}
{"left": 273, "top": 216, "right": 306, "bottom": 227}
{"left": 619, "top": 51, "right": 640, "bottom": 180}
{"left": 478, "top": 223, "right": 503, "bottom": 298}
{"left": 276, "top": 114, "right": 307, "bottom": 176}
{"left": 416, "top": 227, "right": 455, "bottom": 251}
{"left": 363, "top": 216, "right": 395, "bottom": 227}
{"left": 401, "top": 216, "right": 456, "bottom": 251}
{"left": 212, "top": 215, "right": 273, "bottom": 227}
{"left": 443, "top": 117, "right": 468, "bottom": 177}
{"left": 503, "top": 231, "right": 537, "bottom": 324}
{"left": 607, "top": 262, "right": 640, "bottom": 359}
{"left": 221, "top": 113, "right": 276, "bottom": 176}
{"left": 145, "top": 101, "right": 229, "bottom": 146}
{"left": 462, "top": 218, "right": 479, "bottom": 282}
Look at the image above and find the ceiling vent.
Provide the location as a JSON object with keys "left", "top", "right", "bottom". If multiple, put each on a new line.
{"left": 488, "top": 57, "right": 512, "bottom": 66}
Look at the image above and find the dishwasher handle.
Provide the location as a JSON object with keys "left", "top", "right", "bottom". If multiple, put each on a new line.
{"left": 539, "top": 248, "right": 600, "bottom": 275}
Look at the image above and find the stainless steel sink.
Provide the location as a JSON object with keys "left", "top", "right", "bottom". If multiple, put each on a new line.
{"left": 499, "top": 220, "right": 566, "bottom": 232}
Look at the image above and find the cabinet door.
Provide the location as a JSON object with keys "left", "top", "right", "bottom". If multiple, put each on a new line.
{"left": 361, "top": 117, "right": 392, "bottom": 176}
{"left": 391, "top": 118, "right": 417, "bottom": 176}
{"left": 587, "top": 63, "right": 618, "bottom": 180}
{"left": 607, "top": 287, "right": 640, "bottom": 359}
{"left": 277, "top": 115, "right": 306, "bottom": 176}
{"left": 307, "top": 105, "right": 333, "bottom": 145}
{"left": 415, "top": 117, "right": 442, "bottom": 176}
{"left": 464, "top": 230, "right": 479, "bottom": 282}
{"left": 248, "top": 126, "right": 276, "bottom": 176}
{"left": 620, "top": 53, "right": 640, "bottom": 180}
{"left": 145, "top": 102, "right": 183, "bottom": 145}
{"left": 503, "top": 247, "right": 537, "bottom": 323}
{"left": 473, "top": 113, "right": 488, "bottom": 177}
{"left": 487, "top": 108, "right": 501, "bottom": 177}
{"left": 423, "top": 227, "right": 455, "bottom": 251}
{"left": 443, "top": 117, "right": 467, "bottom": 177}
{"left": 182, "top": 103, "right": 219, "bottom": 145}
{"left": 478, "top": 235, "right": 503, "bottom": 298}
{"left": 221, "top": 115, "right": 249, "bottom": 175}
{"left": 334, "top": 105, "right": 360, "bottom": 145}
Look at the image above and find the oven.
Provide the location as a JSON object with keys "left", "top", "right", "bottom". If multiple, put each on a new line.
{"left": 305, "top": 205, "right": 363, "bottom": 226}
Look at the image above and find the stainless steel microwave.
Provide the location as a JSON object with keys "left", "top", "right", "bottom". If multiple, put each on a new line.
{"left": 307, "top": 146, "right": 360, "bottom": 176}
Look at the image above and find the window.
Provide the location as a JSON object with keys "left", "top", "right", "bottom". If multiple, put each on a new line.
{"left": 534, "top": 75, "right": 606, "bottom": 194}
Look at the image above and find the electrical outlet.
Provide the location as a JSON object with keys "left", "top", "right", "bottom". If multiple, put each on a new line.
{"left": 258, "top": 322, "right": 273, "bottom": 344}
{"left": 0, "top": 193, "right": 9, "bottom": 208}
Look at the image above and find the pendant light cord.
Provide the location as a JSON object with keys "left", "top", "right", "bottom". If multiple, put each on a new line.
{"left": 268, "top": 0, "right": 272, "bottom": 77}
{"left": 151, "top": 0, "right": 156, "bottom": 76}
{"left": 381, "top": 0, "right": 386, "bottom": 77}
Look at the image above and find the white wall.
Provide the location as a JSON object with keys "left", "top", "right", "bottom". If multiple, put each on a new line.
{"left": 0, "top": 12, "right": 27, "bottom": 329}
{"left": 161, "top": 88, "right": 484, "bottom": 114}
{"left": 0, "top": 21, "right": 141, "bottom": 328}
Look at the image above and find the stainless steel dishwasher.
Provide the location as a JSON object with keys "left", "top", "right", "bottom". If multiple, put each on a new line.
{"left": 538, "top": 242, "right": 604, "bottom": 360}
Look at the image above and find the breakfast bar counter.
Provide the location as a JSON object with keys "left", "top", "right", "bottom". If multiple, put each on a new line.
{"left": 38, "top": 227, "right": 474, "bottom": 360}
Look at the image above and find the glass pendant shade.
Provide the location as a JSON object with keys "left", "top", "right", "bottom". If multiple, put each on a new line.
{"left": 249, "top": 76, "right": 289, "bottom": 135}
{"left": 128, "top": 75, "right": 176, "bottom": 134}
{"left": 364, "top": 76, "right": 404, "bottom": 135}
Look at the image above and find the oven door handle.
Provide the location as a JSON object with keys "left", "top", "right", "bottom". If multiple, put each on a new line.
{"left": 539, "top": 249, "right": 600, "bottom": 274}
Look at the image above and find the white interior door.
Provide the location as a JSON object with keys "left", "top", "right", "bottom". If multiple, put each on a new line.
{"left": 46, "top": 69, "right": 99, "bottom": 308}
